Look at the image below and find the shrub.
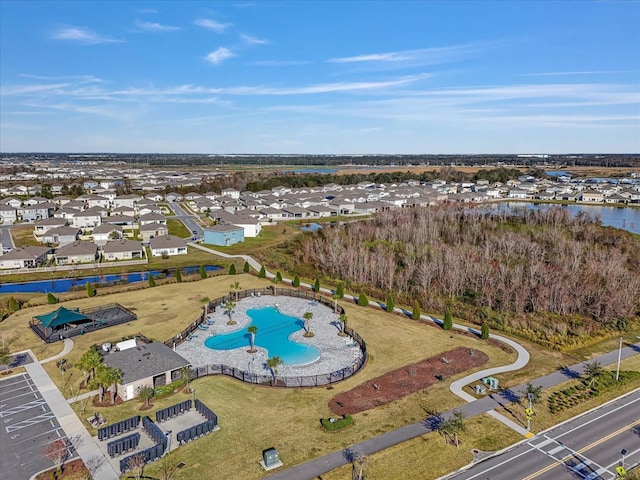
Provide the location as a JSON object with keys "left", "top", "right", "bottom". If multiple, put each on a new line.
{"left": 275, "top": 271, "right": 282, "bottom": 283}
{"left": 443, "top": 308, "right": 453, "bottom": 330}
{"left": 229, "top": 263, "right": 237, "bottom": 275}
{"left": 314, "top": 278, "right": 320, "bottom": 293}
{"left": 175, "top": 269, "right": 182, "bottom": 283}
{"left": 321, "top": 415, "right": 354, "bottom": 431}
{"left": 481, "top": 322, "right": 490, "bottom": 339}
{"left": 412, "top": 300, "right": 421, "bottom": 320}
{"left": 86, "top": 283, "right": 96, "bottom": 298}
{"left": 47, "top": 293, "right": 59, "bottom": 305}
{"left": 357, "top": 292, "right": 369, "bottom": 307}
{"left": 258, "top": 265, "right": 266, "bottom": 278}
{"left": 148, "top": 274, "right": 156, "bottom": 287}
{"left": 335, "top": 282, "right": 344, "bottom": 299}
{"left": 200, "top": 265, "right": 207, "bottom": 279}
{"left": 243, "top": 261, "right": 250, "bottom": 273}
{"left": 386, "top": 292, "right": 394, "bottom": 313}
{"left": 292, "top": 275, "right": 300, "bottom": 287}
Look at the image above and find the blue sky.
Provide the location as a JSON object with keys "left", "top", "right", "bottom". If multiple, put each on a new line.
{"left": 1, "top": 0, "right": 639, "bottom": 154}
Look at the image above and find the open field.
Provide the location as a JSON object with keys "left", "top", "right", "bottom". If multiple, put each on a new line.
{"left": 0, "top": 273, "right": 514, "bottom": 480}
{"left": 166, "top": 218, "right": 191, "bottom": 238}
{"left": 201, "top": 224, "right": 301, "bottom": 257}
{"left": 319, "top": 413, "right": 523, "bottom": 480}
{"left": 10, "top": 224, "right": 40, "bottom": 247}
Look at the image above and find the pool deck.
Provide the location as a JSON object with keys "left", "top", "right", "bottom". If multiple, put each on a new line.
{"left": 176, "top": 296, "right": 363, "bottom": 378}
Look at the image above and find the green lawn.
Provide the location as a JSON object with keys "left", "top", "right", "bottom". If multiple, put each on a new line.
{"left": 166, "top": 218, "right": 191, "bottom": 238}
{"left": 201, "top": 224, "right": 300, "bottom": 256}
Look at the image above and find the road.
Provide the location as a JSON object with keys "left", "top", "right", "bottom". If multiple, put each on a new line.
{"left": 263, "top": 342, "right": 640, "bottom": 480}
{"left": 167, "top": 202, "right": 204, "bottom": 240}
{"left": 446, "top": 388, "right": 640, "bottom": 480}
{"left": 0, "top": 224, "right": 15, "bottom": 251}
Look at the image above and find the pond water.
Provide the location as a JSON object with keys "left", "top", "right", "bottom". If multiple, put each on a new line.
{"left": 0, "top": 265, "right": 222, "bottom": 294}
{"left": 501, "top": 203, "right": 640, "bottom": 234}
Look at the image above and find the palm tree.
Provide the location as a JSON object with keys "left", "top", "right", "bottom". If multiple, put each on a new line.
{"left": 266, "top": 356, "right": 284, "bottom": 378}
{"left": 247, "top": 325, "right": 258, "bottom": 352}
{"left": 200, "top": 296, "right": 210, "bottom": 315}
{"left": 75, "top": 347, "right": 101, "bottom": 387}
{"left": 225, "top": 300, "right": 237, "bottom": 325}
{"left": 89, "top": 364, "right": 109, "bottom": 403}
{"left": 303, "top": 311, "right": 314, "bottom": 336}
{"left": 180, "top": 365, "right": 193, "bottom": 393}
{"left": 230, "top": 281, "right": 241, "bottom": 301}
{"left": 339, "top": 313, "right": 348, "bottom": 336}
{"left": 102, "top": 366, "right": 122, "bottom": 405}
{"left": 583, "top": 361, "right": 604, "bottom": 387}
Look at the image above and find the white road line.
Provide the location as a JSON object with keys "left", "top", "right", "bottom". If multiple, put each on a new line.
{"left": 6, "top": 412, "right": 56, "bottom": 432}
{"left": 547, "top": 445, "right": 566, "bottom": 456}
{"left": 12, "top": 426, "right": 64, "bottom": 444}
{"left": 0, "top": 390, "right": 42, "bottom": 402}
{"left": 556, "top": 395, "right": 640, "bottom": 440}
{"left": 456, "top": 446, "right": 537, "bottom": 480}
{"left": 0, "top": 399, "right": 47, "bottom": 417}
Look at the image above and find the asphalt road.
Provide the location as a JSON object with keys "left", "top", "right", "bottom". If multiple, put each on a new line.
{"left": 0, "top": 225, "right": 15, "bottom": 251}
{"left": 447, "top": 389, "right": 640, "bottom": 480}
{"left": 168, "top": 202, "right": 204, "bottom": 239}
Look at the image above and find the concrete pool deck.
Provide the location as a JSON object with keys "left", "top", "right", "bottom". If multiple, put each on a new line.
{"left": 176, "top": 296, "right": 363, "bottom": 378}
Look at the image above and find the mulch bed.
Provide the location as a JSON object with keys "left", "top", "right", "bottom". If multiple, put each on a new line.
{"left": 329, "top": 347, "right": 489, "bottom": 415}
{"left": 35, "top": 459, "right": 88, "bottom": 480}
{"left": 92, "top": 395, "right": 123, "bottom": 407}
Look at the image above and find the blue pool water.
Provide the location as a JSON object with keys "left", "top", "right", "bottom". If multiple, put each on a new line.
{"left": 0, "top": 265, "right": 222, "bottom": 294}
{"left": 204, "top": 306, "right": 320, "bottom": 365}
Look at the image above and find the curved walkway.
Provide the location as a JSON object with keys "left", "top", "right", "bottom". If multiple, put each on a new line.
{"left": 40, "top": 337, "right": 74, "bottom": 364}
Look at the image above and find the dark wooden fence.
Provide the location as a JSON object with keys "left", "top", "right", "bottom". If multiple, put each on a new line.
{"left": 164, "top": 288, "right": 367, "bottom": 387}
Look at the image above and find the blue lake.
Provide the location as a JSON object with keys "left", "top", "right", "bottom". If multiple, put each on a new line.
{"left": 204, "top": 306, "right": 320, "bottom": 365}
{"left": 0, "top": 265, "right": 222, "bottom": 294}
{"left": 502, "top": 203, "right": 640, "bottom": 234}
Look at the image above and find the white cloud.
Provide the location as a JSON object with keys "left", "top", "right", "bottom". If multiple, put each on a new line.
{"left": 519, "top": 71, "right": 634, "bottom": 77}
{"left": 329, "top": 43, "right": 498, "bottom": 68}
{"left": 135, "top": 21, "right": 180, "bottom": 32}
{"left": 204, "top": 47, "right": 235, "bottom": 65}
{"left": 240, "top": 34, "right": 269, "bottom": 45}
{"left": 51, "top": 26, "right": 123, "bottom": 44}
{"left": 194, "top": 18, "right": 232, "bottom": 33}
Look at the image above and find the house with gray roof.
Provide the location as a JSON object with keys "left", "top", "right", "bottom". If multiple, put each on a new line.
{"left": 41, "top": 226, "right": 81, "bottom": 246}
{"left": 103, "top": 238, "right": 144, "bottom": 261}
{"left": 0, "top": 246, "right": 51, "bottom": 270}
{"left": 91, "top": 224, "right": 123, "bottom": 246}
{"left": 103, "top": 342, "right": 190, "bottom": 400}
{"left": 139, "top": 222, "right": 169, "bottom": 243}
{"left": 149, "top": 235, "right": 187, "bottom": 257}
{"left": 55, "top": 241, "right": 98, "bottom": 265}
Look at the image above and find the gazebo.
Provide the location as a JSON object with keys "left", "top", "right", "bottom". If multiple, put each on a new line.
{"left": 32, "top": 306, "right": 92, "bottom": 339}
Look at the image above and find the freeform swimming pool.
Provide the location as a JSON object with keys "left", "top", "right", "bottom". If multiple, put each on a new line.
{"left": 204, "top": 306, "right": 320, "bottom": 365}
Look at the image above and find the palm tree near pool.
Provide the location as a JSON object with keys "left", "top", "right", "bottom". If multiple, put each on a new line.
{"left": 230, "top": 281, "right": 240, "bottom": 301}
{"left": 267, "top": 356, "right": 284, "bottom": 378}
{"left": 303, "top": 311, "right": 314, "bottom": 337}
{"left": 247, "top": 325, "right": 258, "bottom": 353}
{"left": 225, "top": 300, "right": 237, "bottom": 325}
{"left": 200, "top": 296, "right": 210, "bottom": 315}
{"left": 338, "top": 313, "right": 348, "bottom": 336}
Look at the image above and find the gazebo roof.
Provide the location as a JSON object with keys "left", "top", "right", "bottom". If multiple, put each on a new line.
{"left": 34, "top": 306, "right": 90, "bottom": 329}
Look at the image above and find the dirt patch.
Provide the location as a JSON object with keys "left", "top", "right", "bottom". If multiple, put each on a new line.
{"left": 329, "top": 347, "right": 488, "bottom": 415}
{"left": 92, "top": 394, "right": 123, "bottom": 407}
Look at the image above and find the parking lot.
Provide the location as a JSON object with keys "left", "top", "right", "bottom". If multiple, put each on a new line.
{"left": 0, "top": 373, "right": 75, "bottom": 479}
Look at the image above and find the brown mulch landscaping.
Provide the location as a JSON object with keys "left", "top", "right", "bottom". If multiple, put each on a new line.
{"left": 35, "top": 459, "right": 88, "bottom": 480}
{"left": 329, "top": 347, "right": 489, "bottom": 415}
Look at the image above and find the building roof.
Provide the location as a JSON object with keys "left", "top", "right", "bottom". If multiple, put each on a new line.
{"left": 139, "top": 222, "right": 168, "bottom": 232}
{"left": 206, "top": 224, "right": 244, "bottom": 233}
{"left": 103, "top": 342, "right": 189, "bottom": 385}
{"left": 149, "top": 235, "right": 187, "bottom": 250}
{"left": 103, "top": 238, "right": 143, "bottom": 254}
{"left": 55, "top": 240, "right": 97, "bottom": 257}
{"left": 1, "top": 245, "right": 51, "bottom": 260}
{"left": 34, "top": 306, "right": 90, "bottom": 329}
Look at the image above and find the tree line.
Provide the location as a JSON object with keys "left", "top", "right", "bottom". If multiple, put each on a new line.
{"left": 293, "top": 205, "right": 640, "bottom": 347}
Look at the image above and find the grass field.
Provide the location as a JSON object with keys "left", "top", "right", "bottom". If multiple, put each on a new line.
{"left": 10, "top": 224, "right": 40, "bottom": 247}
{"left": 0, "top": 272, "right": 518, "bottom": 480}
{"left": 201, "top": 224, "right": 300, "bottom": 257}
{"left": 166, "top": 218, "right": 191, "bottom": 238}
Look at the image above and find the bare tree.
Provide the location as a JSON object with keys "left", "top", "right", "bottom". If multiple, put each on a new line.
{"left": 126, "top": 453, "right": 146, "bottom": 480}
{"left": 43, "top": 437, "right": 70, "bottom": 475}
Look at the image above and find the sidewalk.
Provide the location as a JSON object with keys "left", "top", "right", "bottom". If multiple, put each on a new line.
{"left": 24, "top": 359, "right": 119, "bottom": 480}
{"left": 263, "top": 341, "right": 640, "bottom": 480}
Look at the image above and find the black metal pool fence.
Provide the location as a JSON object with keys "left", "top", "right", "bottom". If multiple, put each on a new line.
{"left": 164, "top": 287, "right": 368, "bottom": 387}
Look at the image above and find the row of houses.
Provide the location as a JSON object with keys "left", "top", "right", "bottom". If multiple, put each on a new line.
{"left": 0, "top": 235, "right": 187, "bottom": 270}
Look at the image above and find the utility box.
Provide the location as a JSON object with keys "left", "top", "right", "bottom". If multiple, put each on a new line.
{"left": 475, "top": 384, "right": 487, "bottom": 395}
{"left": 260, "top": 448, "right": 283, "bottom": 471}
{"left": 482, "top": 376, "right": 499, "bottom": 390}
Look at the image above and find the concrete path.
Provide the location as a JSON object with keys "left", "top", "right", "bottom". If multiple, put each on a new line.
{"left": 24, "top": 357, "right": 119, "bottom": 480}
{"left": 40, "top": 338, "right": 74, "bottom": 364}
{"left": 68, "top": 389, "right": 100, "bottom": 404}
{"left": 264, "top": 341, "right": 640, "bottom": 480}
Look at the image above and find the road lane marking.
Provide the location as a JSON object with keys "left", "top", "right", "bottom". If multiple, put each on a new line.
{"left": 521, "top": 419, "right": 640, "bottom": 480}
